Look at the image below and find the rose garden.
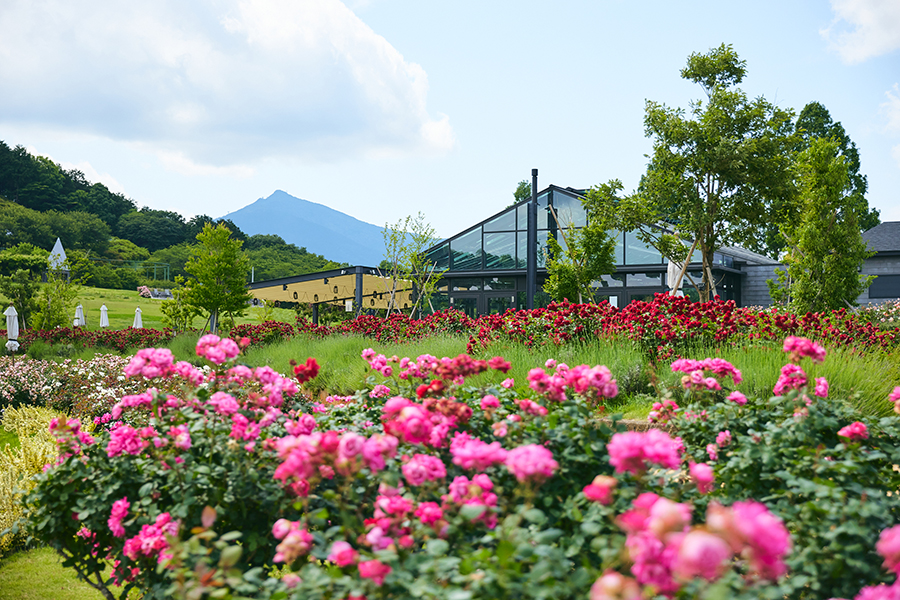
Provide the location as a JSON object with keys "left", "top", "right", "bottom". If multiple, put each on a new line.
{"left": 0, "top": 295, "right": 899, "bottom": 600}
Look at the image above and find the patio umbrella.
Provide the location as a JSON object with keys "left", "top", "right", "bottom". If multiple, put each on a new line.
{"left": 74, "top": 304, "right": 85, "bottom": 327}
{"left": 133, "top": 307, "right": 143, "bottom": 329}
{"left": 100, "top": 305, "right": 109, "bottom": 328}
{"left": 4, "top": 305, "right": 19, "bottom": 352}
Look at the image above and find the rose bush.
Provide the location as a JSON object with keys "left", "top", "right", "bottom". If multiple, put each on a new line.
{"left": 19, "top": 334, "right": 900, "bottom": 600}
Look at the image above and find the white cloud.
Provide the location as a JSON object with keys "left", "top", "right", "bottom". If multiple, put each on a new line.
{"left": 822, "top": 0, "right": 900, "bottom": 63}
{"left": 0, "top": 0, "right": 453, "bottom": 170}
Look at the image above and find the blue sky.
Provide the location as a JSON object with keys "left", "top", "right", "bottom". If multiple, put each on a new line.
{"left": 1, "top": 0, "right": 898, "bottom": 239}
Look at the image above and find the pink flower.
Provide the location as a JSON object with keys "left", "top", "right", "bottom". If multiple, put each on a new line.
{"left": 168, "top": 425, "right": 191, "bottom": 450}
{"left": 122, "top": 512, "right": 179, "bottom": 562}
{"left": 583, "top": 475, "right": 617, "bottom": 505}
{"left": 415, "top": 501, "right": 444, "bottom": 527}
{"left": 589, "top": 570, "right": 641, "bottom": 600}
{"left": 689, "top": 462, "right": 714, "bottom": 494}
{"left": 501, "top": 378, "right": 515, "bottom": 389}
{"left": 327, "top": 541, "right": 359, "bottom": 567}
{"left": 877, "top": 525, "right": 900, "bottom": 575}
{"left": 838, "top": 421, "right": 868, "bottom": 441}
{"left": 450, "top": 432, "right": 508, "bottom": 471}
{"left": 273, "top": 522, "right": 314, "bottom": 564}
{"left": 124, "top": 348, "right": 175, "bottom": 379}
{"left": 607, "top": 429, "right": 682, "bottom": 475}
{"left": 358, "top": 559, "right": 392, "bottom": 586}
{"left": 709, "top": 501, "right": 791, "bottom": 581}
{"left": 773, "top": 363, "right": 807, "bottom": 395}
{"left": 715, "top": 430, "right": 731, "bottom": 447}
{"left": 369, "top": 384, "right": 391, "bottom": 399}
{"left": 727, "top": 390, "right": 748, "bottom": 405}
{"left": 107, "top": 425, "right": 148, "bottom": 458}
{"left": 672, "top": 530, "right": 732, "bottom": 582}
{"left": 401, "top": 454, "right": 447, "bottom": 486}
{"left": 196, "top": 334, "right": 240, "bottom": 365}
{"left": 208, "top": 392, "right": 240, "bottom": 415}
{"left": 480, "top": 395, "right": 500, "bottom": 410}
{"left": 814, "top": 377, "right": 829, "bottom": 398}
{"left": 783, "top": 336, "right": 826, "bottom": 363}
{"left": 706, "top": 443, "right": 718, "bottom": 461}
{"left": 272, "top": 519, "right": 292, "bottom": 539}
{"left": 505, "top": 444, "right": 558, "bottom": 484}
{"left": 647, "top": 498, "right": 692, "bottom": 539}
{"left": 891, "top": 386, "right": 900, "bottom": 413}
{"left": 108, "top": 497, "right": 130, "bottom": 538}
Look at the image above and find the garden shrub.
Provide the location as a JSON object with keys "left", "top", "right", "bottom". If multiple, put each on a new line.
{"left": 0, "top": 405, "right": 68, "bottom": 557}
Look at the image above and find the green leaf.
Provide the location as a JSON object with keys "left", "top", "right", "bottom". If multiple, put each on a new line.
{"left": 523, "top": 508, "right": 546, "bottom": 524}
{"left": 426, "top": 539, "right": 449, "bottom": 556}
{"left": 460, "top": 504, "right": 487, "bottom": 521}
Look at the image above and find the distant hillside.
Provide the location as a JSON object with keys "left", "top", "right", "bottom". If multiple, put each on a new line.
{"left": 220, "top": 190, "right": 385, "bottom": 267}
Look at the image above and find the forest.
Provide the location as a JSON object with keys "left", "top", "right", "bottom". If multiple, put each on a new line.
{"left": 0, "top": 141, "right": 346, "bottom": 289}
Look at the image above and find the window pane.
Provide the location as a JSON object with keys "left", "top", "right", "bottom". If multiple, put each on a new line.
{"left": 537, "top": 192, "right": 550, "bottom": 229}
{"left": 485, "top": 209, "right": 516, "bottom": 232}
{"left": 625, "top": 230, "right": 662, "bottom": 265}
{"left": 516, "top": 232, "right": 528, "bottom": 269}
{"left": 451, "top": 278, "right": 482, "bottom": 291}
{"left": 536, "top": 230, "right": 549, "bottom": 268}
{"left": 594, "top": 274, "right": 625, "bottom": 288}
{"left": 609, "top": 230, "right": 624, "bottom": 264}
{"left": 551, "top": 190, "right": 587, "bottom": 228}
{"left": 450, "top": 228, "right": 483, "bottom": 271}
{"left": 484, "top": 232, "right": 516, "bottom": 269}
{"left": 425, "top": 243, "right": 449, "bottom": 270}
{"left": 517, "top": 204, "right": 528, "bottom": 231}
{"left": 627, "top": 272, "right": 663, "bottom": 286}
{"left": 484, "top": 276, "right": 517, "bottom": 290}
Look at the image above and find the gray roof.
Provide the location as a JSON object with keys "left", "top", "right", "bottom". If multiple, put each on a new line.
{"left": 862, "top": 222, "right": 900, "bottom": 253}
{"left": 718, "top": 244, "right": 781, "bottom": 266}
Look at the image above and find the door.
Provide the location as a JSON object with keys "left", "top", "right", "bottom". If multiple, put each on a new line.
{"left": 449, "top": 294, "right": 479, "bottom": 318}
{"left": 485, "top": 292, "right": 516, "bottom": 315}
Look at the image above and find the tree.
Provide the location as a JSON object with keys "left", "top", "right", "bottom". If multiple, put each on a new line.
{"left": 381, "top": 213, "right": 445, "bottom": 317}
{"left": 632, "top": 44, "right": 797, "bottom": 301}
{"left": 0, "top": 243, "right": 50, "bottom": 328}
{"left": 767, "top": 138, "right": 874, "bottom": 313}
{"left": 32, "top": 252, "right": 90, "bottom": 330}
{"left": 183, "top": 223, "right": 251, "bottom": 333}
{"left": 543, "top": 199, "right": 617, "bottom": 303}
{"left": 509, "top": 180, "right": 531, "bottom": 208}
{"left": 117, "top": 208, "right": 187, "bottom": 252}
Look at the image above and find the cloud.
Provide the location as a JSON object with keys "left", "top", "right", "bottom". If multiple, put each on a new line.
{"left": 0, "top": 0, "right": 453, "bottom": 170}
{"left": 822, "top": 0, "right": 900, "bottom": 63}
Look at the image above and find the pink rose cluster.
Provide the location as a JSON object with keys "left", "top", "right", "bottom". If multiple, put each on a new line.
{"left": 783, "top": 335, "right": 826, "bottom": 363}
{"left": 605, "top": 494, "right": 790, "bottom": 596}
{"left": 195, "top": 334, "right": 240, "bottom": 365}
{"left": 835, "top": 525, "right": 900, "bottom": 599}
{"left": 607, "top": 429, "right": 682, "bottom": 475}
{"left": 444, "top": 474, "right": 499, "bottom": 529}
{"left": 773, "top": 363, "right": 808, "bottom": 396}
{"left": 891, "top": 387, "right": 900, "bottom": 415}
{"left": 401, "top": 453, "right": 447, "bottom": 486}
{"left": 124, "top": 348, "right": 176, "bottom": 379}
{"left": 583, "top": 475, "right": 617, "bottom": 505}
{"left": 526, "top": 363, "right": 618, "bottom": 403}
{"left": 122, "top": 512, "right": 179, "bottom": 563}
{"left": 670, "top": 357, "right": 742, "bottom": 392}
{"left": 271, "top": 519, "right": 314, "bottom": 564}
{"left": 838, "top": 421, "right": 869, "bottom": 441}
{"left": 48, "top": 417, "right": 95, "bottom": 461}
{"left": 107, "top": 497, "right": 130, "bottom": 538}
{"left": 504, "top": 443, "right": 558, "bottom": 484}
{"left": 648, "top": 399, "right": 679, "bottom": 424}
{"left": 382, "top": 396, "right": 469, "bottom": 448}
{"left": 449, "top": 431, "right": 508, "bottom": 470}
{"left": 361, "top": 350, "right": 511, "bottom": 386}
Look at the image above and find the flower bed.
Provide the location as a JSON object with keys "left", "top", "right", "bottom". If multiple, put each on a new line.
{"left": 20, "top": 334, "right": 900, "bottom": 600}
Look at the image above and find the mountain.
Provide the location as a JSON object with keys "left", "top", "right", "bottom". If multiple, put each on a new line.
{"left": 220, "top": 190, "right": 386, "bottom": 267}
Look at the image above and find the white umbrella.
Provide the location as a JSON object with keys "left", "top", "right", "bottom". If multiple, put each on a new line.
{"left": 74, "top": 304, "right": 85, "bottom": 327}
{"left": 100, "top": 305, "right": 109, "bottom": 328}
{"left": 133, "top": 307, "right": 143, "bottom": 329}
{"left": 4, "top": 305, "right": 19, "bottom": 352}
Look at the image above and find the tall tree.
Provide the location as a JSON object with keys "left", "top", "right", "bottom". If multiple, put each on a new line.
{"left": 510, "top": 180, "right": 531, "bottom": 208}
{"left": 183, "top": 223, "right": 251, "bottom": 333}
{"left": 117, "top": 208, "right": 187, "bottom": 252}
{"left": 632, "top": 44, "right": 796, "bottom": 300}
{"left": 768, "top": 138, "right": 874, "bottom": 312}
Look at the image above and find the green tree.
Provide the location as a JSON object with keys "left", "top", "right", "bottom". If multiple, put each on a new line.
{"left": 768, "top": 138, "right": 874, "bottom": 313}
{"left": 32, "top": 253, "right": 90, "bottom": 330}
{"left": 117, "top": 208, "right": 187, "bottom": 252}
{"left": 634, "top": 44, "right": 797, "bottom": 301}
{"left": 381, "top": 213, "right": 444, "bottom": 317}
{"left": 183, "top": 223, "right": 251, "bottom": 333}
{"left": 509, "top": 180, "right": 531, "bottom": 208}
{"left": 160, "top": 276, "right": 202, "bottom": 333}
{"left": 543, "top": 193, "right": 617, "bottom": 303}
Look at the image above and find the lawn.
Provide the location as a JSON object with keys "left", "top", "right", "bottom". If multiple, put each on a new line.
{"left": 0, "top": 547, "right": 132, "bottom": 600}
{"left": 1, "top": 284, "right": 299, "bottom": 331}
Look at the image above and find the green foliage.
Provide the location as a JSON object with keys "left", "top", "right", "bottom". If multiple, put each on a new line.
{"left": 31, "top": 254, "right": 90, "bottom": 330}
{"left": 159, "top": 276, "right": 201, "bottom": 334}
{"left": 244, "top": 234, "right": 344, "bottom": 281}
{"left": 147, "top": 243, "right": 193, "bottom": 280}
{"left": 543, "top": 200, "right": 616, "bottom": 303}
{"left": 674, "top": 385, "right": 900, "bottom": 599}
{"left": 769, "top": 138, "right": 874, "bottom": 313}
{"left": 184, "top": 223, "right": 252, "bottom": 333}
{"left": 382, "top": 213, "right": 445, "bottom": 317}
{"left": 116, "top": 208, "right": 187, "bottom": 253}
{"left": 105, "top": 237, "right": 150, "bottom": 262}
{"left": 634, "top": 44, "right": 797, "bottom": 299}
{"left": 511, "top": 180, "right": 531, "bottom": 207}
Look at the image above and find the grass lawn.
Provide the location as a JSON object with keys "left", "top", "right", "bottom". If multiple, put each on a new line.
{"left": 0, "top": 547, "right": 119, "bottom": 600}
{"left": 1, "top": 284, "right": 298, "bottom": 332}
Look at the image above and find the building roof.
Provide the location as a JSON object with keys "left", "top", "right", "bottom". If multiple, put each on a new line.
{"left": 862, "top": 222, "right": 900, "bottom": 253}
{"left": 717, "top": 244, "right": 781, "bottom": 266}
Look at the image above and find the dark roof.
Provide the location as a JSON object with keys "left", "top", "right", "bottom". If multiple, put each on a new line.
{"left": 717, "top": 244, "right": 781, "bottom": 266}
{"left": 862, "top": 222, "right": 900, "bottom": 253}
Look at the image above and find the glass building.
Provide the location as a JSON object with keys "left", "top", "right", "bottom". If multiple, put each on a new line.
{"left": 423, "top": 181, "right": 776, "bottom": 318}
